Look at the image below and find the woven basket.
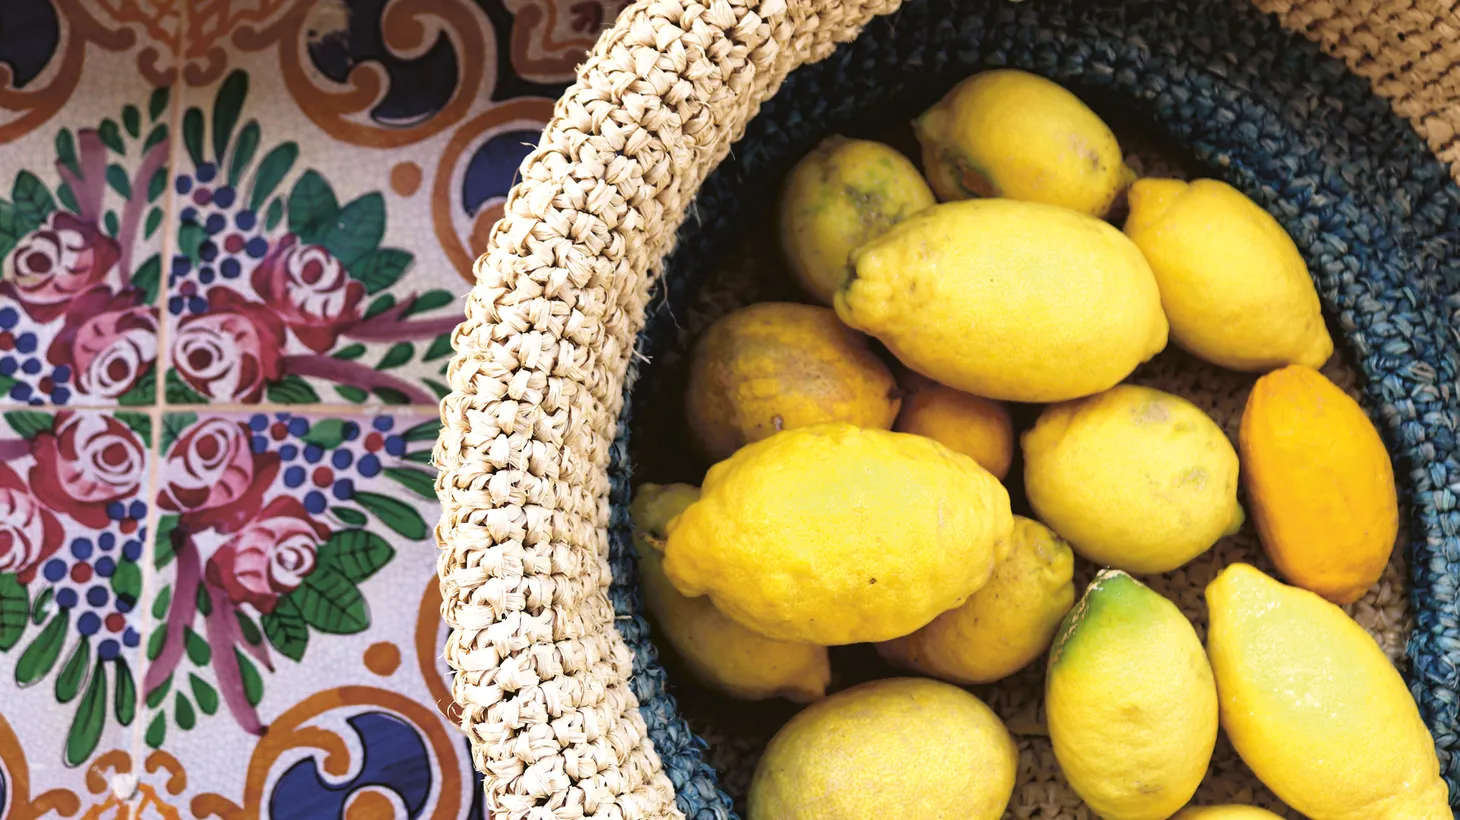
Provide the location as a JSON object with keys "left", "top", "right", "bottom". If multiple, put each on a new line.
{"left": 434, "top": 0, "right": 1460, "bottom": 816}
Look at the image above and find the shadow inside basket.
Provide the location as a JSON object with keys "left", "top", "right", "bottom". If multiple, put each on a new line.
{"left": 620, "top": 84, "right": 1414, "bottom": 817}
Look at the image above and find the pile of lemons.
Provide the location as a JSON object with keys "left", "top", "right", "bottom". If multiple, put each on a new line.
{"left": 631, "top": 69, "right": 1449, "bottom": 819}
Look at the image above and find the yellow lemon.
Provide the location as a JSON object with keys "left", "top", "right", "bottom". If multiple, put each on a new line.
{"left": 779, "top": 136, "right": 935, "bottom": 303}
{"left": 1124, "top": 178, "right": 1333, "bottom": 372}
{"left": 916, "top": 69, "right": 1131, "bottom": 216}
{"left": 664, "top": 423, "right": 1012, "bottom": 645}
{"left": 1206, "top": 564, "right": 1449, "bottom": 819}
{"left": 1240, "top": 365, "right": 1397, "bottom": 603}
{"left": 749, "top": 677, "right": 1017, "bottom": 820}
{"left": 878, "top": 516, "right": 1074, "bottom": 684}
{"left": 632, "top": 484, "right": 830, "bottom": 702}
{"left": 684, "top": 302, "right": 899, "bottom": 463}
{"left": 1023, "top": 384, "right": 1243, "bottom": 574}
{"left": 1172, "top": 807, "right": 1285, "bottom": 819}
{"left": 837, "top": 199, "right": 1167, "bottom": 402}
{"left": 1047, "top": 570, "right": 1218, "bottom": 820}
{"left": 893, "top": 380, "right": 1013, "bottom": 479}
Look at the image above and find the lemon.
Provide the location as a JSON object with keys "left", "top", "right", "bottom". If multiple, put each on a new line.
{"left": 837, "top": 199, "right": 1167, "bottom": 402}
{"left": 1206, "top": 563, "right": 1449, "bottom": 819}
{"left": 779, "top": 136, "right": 935, "bottom": 303}
{"left": 893, "top": 380, "right": 1014, "bottom": 479}
{"left": 1172, "top": 807, "right": 1285, "bottom": 819}
{"left": 916, "top": 69, "right": 1131, "bottom": 216}
{"left": 749, "top": 678, "right": 1017, "bottom": 820}
{"left": 1240, "top": 365, "right": 1397, "bottom": 603}
{"left": 878, "top": 516, "right": 1074, "bottom": 684}
{"left": 1124, "top": 178, "right": 1333, "bottom": 372}
{"left": 1023, "top": 384, "right": 1243, "bottom": 574}
{"left": 684, "top": 302, "right": 900, "bottom": 462}
{"left": 632, "top": 484, "right": 830, "bottom": 702}
{"left": 1047, "top": 570, "right": 1218, "bottom": 820}
{"left": 664, "top": 423, "right": 1012, "bottom": 645}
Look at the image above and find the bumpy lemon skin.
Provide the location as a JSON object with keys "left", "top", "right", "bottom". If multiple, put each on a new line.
{"left": 684, "top": 302, "right": 900, "bottom": 463}
{"left": 663, "top": 423, "right": 1012, "bottom": 645}
{"left": 1047, "top": 570, "right": 1218, "bottom": 820}
{"left": 1172, "top": 807, "right": 1285, "bottom": 819}
{"left": 1023, "top": 385, "right": 1244, "bottom": 574}
{"left": 836, "top": 199, "right": 1167, "bottom": 403}
{"left": 749, "top": 678, "right": 1018, "bottom": 820}
{"left": 778, "top": 136, "right": 936, "bottom": 304}
{"left": 632, "top": 484, "right": 830, "bottom": 702}
{"left": 1206, "top": 564, "right": 1450, "bottom": 820}
{"left": 1239, "top": 365, "right": 1397, "bottom": 604}
{"left": 915, "top": 69, "right": 1131, "bottom": 216}
{"left": 878, "top": 516, "right": 1074, "bottom": 684}
{"left": 1124, "top": 178, "right": 1333, "bottom": 372}
{"left": 893, "top": 381, "right": 1014, "bottom": 479}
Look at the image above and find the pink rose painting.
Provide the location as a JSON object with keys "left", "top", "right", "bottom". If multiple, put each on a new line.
{"left": 1, "top": 212, "right": 120, "bottom": 323}
{"left": 171, "top": 288, "right": 287, "bottom": 403}
{"left": 205, "top": 497, "right": 328, "bottom": 614}
{"left": 29, "top": 412, "right": 147, "bottom": 529}
{"left": 251, "top": 235, "right": 364, "bottom": 353}
{"left": 46, "top": 287, "right": 158, "bottom": 400}
{"left": 0, "top": 463, "right": 63, "bottom": 584}
{"left": 157, "top": 416, "right": 279, "bottom": 533}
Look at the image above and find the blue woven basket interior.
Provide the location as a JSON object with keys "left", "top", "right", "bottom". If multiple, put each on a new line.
{"left": 604, "top": 0, "right": 1460, "bottom": 815}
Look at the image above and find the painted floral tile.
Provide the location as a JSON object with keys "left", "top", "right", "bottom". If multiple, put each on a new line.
{"left": 0, "top": 409, "right": 151, "bottom": 804}
{"left": 136, "top": 409, "right": 481, "bottom": 815}
{"left": 163, "top": 71, "right": 462, "bottom": 407}
{"left": 0, "top": 86, "right": 170, "bottom": 408}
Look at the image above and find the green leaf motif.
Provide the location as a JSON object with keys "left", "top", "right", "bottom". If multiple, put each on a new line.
{"left": 266, "top": 374, "right": 321, "bottom": 404}
{"left": 106, "top": 164, "right": 131, "bottom": 200}
{"left": 182, "top": 108, "right": 204, "bottom": 167}
{"left": 235, "top": 611, "right": 263, "bottom": 646}
{"left": 384, "top": 467, "right": 436, "bottom": 501}
{"left": 425, "top": 333, "right": 454, "bottom": 361}
{"left": 373, "top": 387, "right": 410, "bottom": 406}
{"left": 154, "top": 516, "right": 179, "bottom": 568}
{"left": 5, "top": 410, "right": 54, "bottom": 440}
{"left": 144, "top": 123, "right": 168, "bottom": 153}
{"left": 114, "top": 657, "right": 136, "bottom": 726}
{"left": 131, "top": 254, "right": 162, "bottom": 307}
{"left": 319, "top": 530, "right": 395, "bottom": 582}
{"left": 99, "top": 118, "right": 125, "bottom": 155}
{"left": 145, "top": 673, "right": 171, "bottom": 708}
{"left": 351, "top": 247, "right": 413, "bottom": 294}
{"left": 406, "top": 289, "right": 456, "bottom": 316}
{"left": 56, "top": 635, "right": 91, "bottom": 703}
{"left": 115, "top": 412, "right": 152, "bottom": 447}
{"left": 122, "top": 104, "right": 141, "bottom": 138}
{"left": 146, "top": 628, "right": 164, "bottom": 661}
{"left": 12, "top": 170, "right": 55, "bottom": 229}
{"left": 117, "top": 368, "right": 156, "bottom": 406}
{"left": 377, "top": 342, "right": 413, "bottom": 370}
{"left": 0, "top": 202, "right": 22, "bottom": 260}
{"left": 229, "top": 121, "right": 261, "bottom": 187}
{"left": 424, "top": 379, "right": 451, "bottom": 401}
{"left": 0, "top": 573, "right": 28, "bottom": 651}
{"left": 144, "top": 206, "right": 163, "bottom": 238}
{"left": 288, "top": 170, "right": 339, "bottom": 245}
{"left": 354, "top": 491, "right": 428, "bottom": 540}
{"left": 165, "top": 370, "right": 207, "bottom": 404}
{"left": 17, "top": 610, "right": 68, "bottom": 685}
{"left": 65, "top": 660, "right": 106, "bottom": 766}
{"left": 145, "top": 711, "right": 166, "bottom": 749}
{"left": 56, "top": 128, "right": 79, "bottom": 176}
{"left": 178, "top": 221, "right": 206, "bottom": 263}
{"left": 293, "top": 564, "right": 369, "bottom": 635}
{"left": 364, "top": 294, "right": 395, "bottom": 319}
{"left": 262, "top": 596, "right": 308, "bottom": 661}
{"left": 151, "top": 584, "right": 172, "bottom": 620}
{"left": 110, "top": 559, "right": 142, "bottom": 607}
{"left": 212, "top": 71, "right": 248, "bottom": 164}
{"left": 149, "top": 86, "right": 170, "bottom": 121}
{"left": 322, "top": 193, "right": 385, "bottom": 269}
{"left": 160, "top": 412, "right": 197, "bottom": 453}
{"left": 301, "top": 419, "right": 349, "bottom": 449}
{"left": 184, "top": 627, "right": 210, "bottom": 666}
{"left": 402, "top": 449, "right": 435, "bottom": 465}
{"left": 104, "top": 211, "right": 119, "bottom": 237}
{"left": 148, "top": 167, "right": 166, "bottom": 202}
{"left": 401, "top": 419, "right": 442, "bottom": 443}
{"left": 195, "top": 584, "right": 212, "bottom": 616}
{"left": 250, "top": 142, "right": 299, "bottom": 212}
{"left": 334, "top": 385, "right": 369, "bottom": 403}
{"left": 189, "top": 673, "right": 219, "bottom": 715}
{"left": 332, "top": 506, "right": 368, "bottom": 526}
{"left": 31, "top": 588, "right": 51, "bottom": 625}
{"left": 237, "top": 650, "right": 263, "bottom": 706}
{"left": 265, "top": 197, "right": 285, "bottom": 232}
{"left": 56, "top": 183, "right": 78, "bottom": 214}
{"left": 174, "top": 691, "right": 196, "bottom": 730}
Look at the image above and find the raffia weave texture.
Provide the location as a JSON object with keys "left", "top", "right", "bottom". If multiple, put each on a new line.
{"left": 435, "top": 0, "right": 1460, "bottom": 817}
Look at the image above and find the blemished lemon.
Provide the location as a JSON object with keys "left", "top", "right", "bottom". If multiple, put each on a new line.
{"left": 684, "top": 302, "right": 899, "bottom": 463}
{"left": 1023, "top": 385, "right": 1243, "bottom": 574}
{"left": 836, "top": 199, "right": 1167, "bottom": 402}
{"left": 878, "top": 516, "right": 1074, "bottom": 684}
{"left": 779, "top": 136, "right": 935, "bottom": 304}
{"left": 1047, "top": 570, "right": 1218, "bottom": 820}
{"left": 1124, "top": 178, "right": 1332, "bottom": 372}
{"left": 632, "top": 484, "right": 830, "bottom": 702}
{"left": 1206, "top": 564, "right": 1450, "bottom": 819}
{"left": 663, "top": 423, "right": 1012, "bottom": 645}
{"left": 749, "top": 678, "right": 1017, "bottom": 820}
{"left": 916, "top": 69, "right": 1131, "bottom": 216}
{"left": 893, "top": 380, "right": 1013, "bottom": 480}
